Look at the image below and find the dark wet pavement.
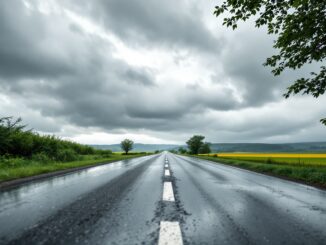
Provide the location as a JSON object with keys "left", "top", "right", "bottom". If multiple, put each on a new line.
{"left": 0, "top": 153, "right": 325, "bottom": 244}
{"left": 171, "top": 154, "right": 326, "bottom": 245}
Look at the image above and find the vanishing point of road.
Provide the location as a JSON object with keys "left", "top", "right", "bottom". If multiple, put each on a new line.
{"left": 0, "top": 153, "right": 325, "bottom": 244}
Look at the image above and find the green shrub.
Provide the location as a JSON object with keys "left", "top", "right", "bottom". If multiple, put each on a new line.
{"left": 0, "top": 117, "right": 103, "bottom": 160}
{"left": 31, "top": 153, "right": 52, "bottom": 163}
{"left": 275, "top": 167, "right": 292, "bottom": 175}
{"left": 266, "top": 158, "right": 274, "bottom": 164}
{"left": 0, "top": 157, "right": 30, "bottom": 168}
{"left": 56, "top": 149, "right": 80, "bottom": 162}
{"left": 96, "top": 149, "right": 112, "bottom": 156}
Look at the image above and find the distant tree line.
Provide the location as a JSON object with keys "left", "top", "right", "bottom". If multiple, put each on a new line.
{"left": 0, "top": 117, "right": 111, "bottom": 162}
{"left": 118, "top": 135, "right": 212, "bottom": 155}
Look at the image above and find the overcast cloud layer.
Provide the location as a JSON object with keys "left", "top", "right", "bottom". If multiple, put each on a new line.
{"left": 0, "top": 0, "right": 325, "bottom": 144}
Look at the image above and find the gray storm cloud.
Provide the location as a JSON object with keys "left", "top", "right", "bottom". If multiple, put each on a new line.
{"left": 0, "top": 0, "right": 325, "bottom": 143}
{"left": 67, "top": 0, "right": 221, "bottom": 53}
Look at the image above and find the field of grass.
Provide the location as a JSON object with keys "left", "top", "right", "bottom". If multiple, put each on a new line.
{"left": 196, "top": 153, "right": 326, "bottom": 188}
{"left": 0, "top": 153, "right": 150, "bottom": 182}
{"left": 199, "top": 153, "right": 326, "bottom": 167}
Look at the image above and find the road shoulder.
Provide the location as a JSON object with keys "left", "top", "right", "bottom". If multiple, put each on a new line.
{"left": 0, "top": 154, "right": 151, "bottom": 190}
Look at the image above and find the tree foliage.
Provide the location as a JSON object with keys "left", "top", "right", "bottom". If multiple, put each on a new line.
{"left": 321, "top": 118, "right": 326, "bottom": 126}
{"left": 120, "top": 139, "right": 134, "bottom": 154}
{"left": 186, "top": 135, "right": 205, "bottom": 154}
{"left": 178, "top": 147, "right": 187, "bottom": 154}
{"left": 214, "top": 0, "right": 326, "bottom": 122}
{"left": 0, "top": 117, "right": 25, "bottom": 154}
{"left": 198, "top": 143, "right": 212, "bottom": 154}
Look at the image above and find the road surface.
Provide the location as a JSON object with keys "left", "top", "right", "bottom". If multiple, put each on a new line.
{"left": 0, "top": 153, "right": 325, "bottom": 244}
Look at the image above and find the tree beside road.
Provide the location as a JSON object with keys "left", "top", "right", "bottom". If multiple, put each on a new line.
{"left": 186, "top": 135, "right": 211, "bottom": 154}
{"left": 214, "top": 0, "right": 326, "bottom": 124}
{"left": 121, "top": 139, "right": 134, "bottom": 154}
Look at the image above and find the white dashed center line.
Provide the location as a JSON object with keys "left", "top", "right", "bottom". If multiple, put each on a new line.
{"left": 158, "top": 221, "right": 183, "bottom": 245}
{"left": 162, "top": 181, "right": 175, "bottom": 202}
{"left": 159, "top": 157, "right": 183, "bottom": 245}
{"left": 164, "top": 169, "right": 170, "bottom": 176}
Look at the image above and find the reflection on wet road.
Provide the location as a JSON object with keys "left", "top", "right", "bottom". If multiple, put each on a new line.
{"left": 0, "top": 155, "right": 158, "bottom": 244}
{"left": 171, "top": 154, "right": 326, "bottom": 244}
{"left": 0, "top": 153, "right": 325, "bottom": 244}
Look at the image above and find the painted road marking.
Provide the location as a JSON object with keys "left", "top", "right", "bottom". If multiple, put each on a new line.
{"left": 162, "top": 182, "right": 175, "bottom": 202}
{"left": 165, "top": 169, "right": 170, "bottom": 176}
{"left": 158, "top": 221, "right": 183, "bottom": 245}
{"left": 165, "top": 164, "right": 168, "bottom": 168}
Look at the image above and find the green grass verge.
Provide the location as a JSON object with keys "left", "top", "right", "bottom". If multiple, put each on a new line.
{"left": 218, "top": 156, "right": 326, "bottom": 167}
{"left": 0, "top": 153, "right": 150, "bottom": 182}
{"left": 194, "top": 155, "right": 326, "bottom": 188}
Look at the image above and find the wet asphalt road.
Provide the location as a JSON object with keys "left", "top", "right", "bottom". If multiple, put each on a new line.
{"left": 0, "top": 152, "right": 325, "bottom": 244}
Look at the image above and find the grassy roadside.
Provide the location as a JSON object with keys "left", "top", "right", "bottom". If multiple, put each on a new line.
{"left": 0, "top": 153, "right": 150, "bottom": 182}
{"left": 192, "top": 155, "right": 326, "bottom": 189}
{"left": 199, "top": 153, "right": 326, "bottom": 166}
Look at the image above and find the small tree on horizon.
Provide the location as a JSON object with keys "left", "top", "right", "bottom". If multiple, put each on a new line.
{"left": 186, "top": 135, "right": 205, "bottom": 154}
{"left": 198, "top": 142, "right": 211, "bottom": 154}
{"left": 178, "top": 147, "right": 187, "bottom": 154}
{"left": 120, "top": 139, "right": 134, "bottom": 155}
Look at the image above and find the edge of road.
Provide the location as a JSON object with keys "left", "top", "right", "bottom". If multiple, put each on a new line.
{"left": 0, "top": 154, "right": 156, "bottom": 191}
{"left": 175, "top": 154, "right": 326, "bottom": 191}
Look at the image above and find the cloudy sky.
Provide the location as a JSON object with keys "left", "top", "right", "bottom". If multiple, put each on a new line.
{"left": 0, "top": 0, "right": 325, "bottom": 144}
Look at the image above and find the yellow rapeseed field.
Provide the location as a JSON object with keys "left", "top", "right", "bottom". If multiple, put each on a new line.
{"left": 201, "top": 153, "right": 326, "bottom": 158}
{"left": 199, "top": 153, "right": 326, "bottom": 166}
